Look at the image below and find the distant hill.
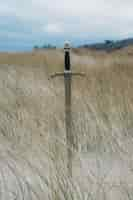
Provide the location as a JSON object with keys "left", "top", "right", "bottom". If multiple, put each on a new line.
{"left": 33, "top": 44, "right": 56, "bottom": 51}
{"left": 79, "top": 38, "right": 133, "bottom": 51}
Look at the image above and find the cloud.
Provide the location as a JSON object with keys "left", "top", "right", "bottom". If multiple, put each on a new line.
{"left": 44, "top": 24, "right": 64, "bottom": 34}
{"left": 1, "top": 0, "right": 133, "bottom": 50}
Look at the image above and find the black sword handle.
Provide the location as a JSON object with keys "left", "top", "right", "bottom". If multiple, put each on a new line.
{"left": 64, "top": 42, "right": 71, "bottom": 71}
{"left": 65, "top": 51, "right": 70, "bottom": 71}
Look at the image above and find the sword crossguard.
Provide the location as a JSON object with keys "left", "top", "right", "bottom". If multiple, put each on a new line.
{"left": 50, "top": 71, "right": 85, "bottom": 79}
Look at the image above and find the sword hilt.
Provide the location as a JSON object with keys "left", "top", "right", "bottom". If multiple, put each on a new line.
{"left": 64, "top": 41, "right": 71, "bottom": 71}
{"left": 50, "top": 41, "right": 85, "bottom": 79}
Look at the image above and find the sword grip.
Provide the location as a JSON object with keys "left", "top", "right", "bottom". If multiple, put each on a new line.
{"left": 64, "top": 41, "right": 71, "bottom": 71}
{"left": 65, "top": 51, "right": 70, "bottom": 71}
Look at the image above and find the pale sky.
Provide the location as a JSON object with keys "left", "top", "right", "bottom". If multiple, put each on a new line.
{"left": 0, "top": 0, "right": 133, "bottom": 50}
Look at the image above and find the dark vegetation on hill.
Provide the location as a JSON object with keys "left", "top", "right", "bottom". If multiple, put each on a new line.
{"left": 80, "top": 38, "right": 133, "bottom": 51}
{"left": 33, "top": 44, "right": 56, "bottom": 50}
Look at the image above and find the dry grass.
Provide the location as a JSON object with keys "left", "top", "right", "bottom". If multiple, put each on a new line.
{"left": 0, "top": 48, "right": 133, "bottom": 199}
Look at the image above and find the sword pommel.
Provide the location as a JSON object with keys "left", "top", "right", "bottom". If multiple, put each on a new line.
{"left": 64, "top": 41, "right": 71, "bottom": 52}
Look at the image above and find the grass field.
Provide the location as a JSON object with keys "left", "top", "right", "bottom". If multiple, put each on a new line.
{"left": 0, "top": 47, "right": 133, "bottom": 199}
